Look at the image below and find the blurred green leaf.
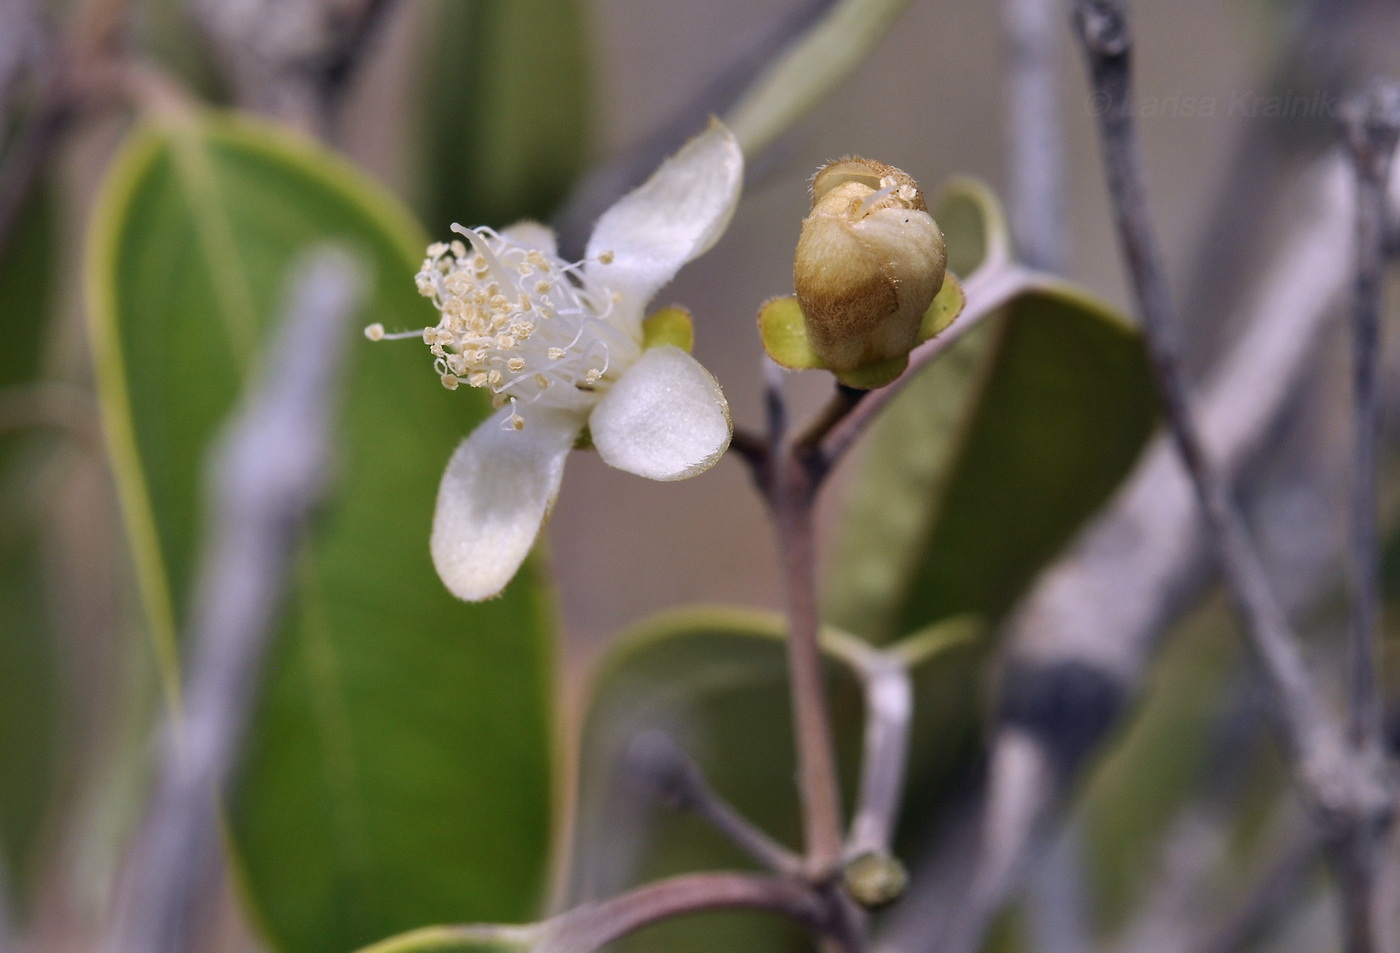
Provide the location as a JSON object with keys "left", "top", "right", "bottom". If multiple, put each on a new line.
{"left": 826, "top": 183, "right": 1155, "bottom": 642}
{"left": 421, "top": 0, "right": 591, "bottom": 234}
{"left": 0, "top": 186, "right": 60, "bottom": 912}
{"left": 355, "top": 923, "right": 542, "bottom": 953}
{"left": 568, "top": 606, "right": 976, "bottom": 953}
{"left": 86, "top": 110, "right": 556, "bottom": 953}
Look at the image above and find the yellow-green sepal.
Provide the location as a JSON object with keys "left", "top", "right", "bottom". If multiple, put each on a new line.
{"left": 756, "top": 274, "right": 965, "bottom": 390}
{"left": 920, "top": 272, "right": 964, "bottom": 341}
{"left": 642, "top": 306, "right": 694, "bottom": 352}
{"left": 757, "top": 296, "right": 823, "bottom": 370}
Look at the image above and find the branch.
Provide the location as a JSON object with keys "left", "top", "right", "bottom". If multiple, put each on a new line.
{"left": 887, "top": 144, "right": 1400, "bottom": 953}
{"left": 104, "top": 250, "right": 362, "bottom": 953}
{"left": 1071, "top": 5, "right": 1397, "bottom": 877}
{"left": 839, "top": 641, "right": 913, "bottom": 863}
{"left": 624, "top": 731, "right": 803, "bottom": 877}
{"left": 193, "top": 0, "right": 403, "bottom": 139}
{"left": 1340, "top": 79, "right": 1400, "bottom": 753}
{"left": 552, "top": 0, "right": 842, "bottom": 254}
{"left": 817, "top": 262, "right": 1039, "bottom": 471}
{"left": 1001, "top": 0, "right": 1066, "bottom": 272}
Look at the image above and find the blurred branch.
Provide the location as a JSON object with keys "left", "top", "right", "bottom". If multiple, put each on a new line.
{"left": 1001, "top": 0, "right": 1065, "bottom": 272}
{"left": 0, "top": 382, "right": 104, "bottom": 449}
{"left": 194, "top": 0, "right": 402, "bottom": 139}
{"left": 0, "top": 0, "right": 133, "bottom": 256}
{"left": 840, "top": 639, "right": 913, "bottom": 864}
{"left": 623, "top": 730, "right": 803, "bottom": 877}
{"left": 553, "top": 0, "right": 842, "bottom": 254}
{"left": 884, "top": 135, "right": 1400, "bottom": 953}
{"left": 1070, "top": 21, "right": 1396, "bottom": 953}
{"left": 1340, "top": 79, "right": 1400, "bottom": 753}
{"left": 723, "top": 0, "right": 917, "bottom": 160}
{"left": 105, "top": 250, "right": 362, "bottom": 953}
{"left": 1196, "top": 825, "right": 1325, "bottom": 953}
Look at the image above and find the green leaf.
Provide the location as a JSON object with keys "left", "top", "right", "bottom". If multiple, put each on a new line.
{"left": 0, "top": 186, "right": 61, "bottom": 913}
{"left": 420, "top": 0, "right": 591, "bottom": 234}
{"left": 826, "top": 193, "right": 1155, "bottom": 642}
{"left": 85, "top": 110, "right": 556, "bottom": 953}
{"left": 567, "top": 606, "right": 977, "bottom": 953}
{"left": 934, "top": 177, "right": 1011, "bottom": 278}
{"left": 355, "top": 923, "right": 542, "bottom": 953}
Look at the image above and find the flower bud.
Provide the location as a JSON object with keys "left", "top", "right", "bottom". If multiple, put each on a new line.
{"left": 793, "top": 158, "right": 947, "bottom": 371}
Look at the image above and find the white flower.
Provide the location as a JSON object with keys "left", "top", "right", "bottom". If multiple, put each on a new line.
{"left": 401, "top": 120, "right": 742, "bottom": 601}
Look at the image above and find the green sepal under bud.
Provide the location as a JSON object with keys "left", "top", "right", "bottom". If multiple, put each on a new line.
{"left": 792, "top": 158, "right": 948, "bottom": 372}
{"left": 843, "top": 850, "right": 909, "bottom": 909}
{"left": 757, "top": 273, "right": 964, "bottom": 389}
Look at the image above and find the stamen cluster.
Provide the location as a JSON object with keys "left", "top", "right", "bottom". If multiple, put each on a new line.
{"left": 412, "top": 226, "right": 629, "bottom": 427}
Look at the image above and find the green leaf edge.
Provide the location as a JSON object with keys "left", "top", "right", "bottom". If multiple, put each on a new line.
{"left": 592, "top": 603, "right": 980, "bottom": 689}
{"left": 353, "top": 923, "right": 541, "bottom": 953}
{"left": 934, "top": 175, "right": 1012, "bottom": 276}
{"left": 85, "top": 107, "right": 434, "bottom": 714}
{"left": 87, "top": 107, "right": 568, "bottom": 947}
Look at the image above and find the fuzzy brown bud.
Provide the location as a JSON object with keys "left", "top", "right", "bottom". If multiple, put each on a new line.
{"left": 792, "top": 158, "right": 947, "bottom": 371}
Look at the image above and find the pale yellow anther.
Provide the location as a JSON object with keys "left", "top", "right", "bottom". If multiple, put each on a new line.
{"left": 422, "top": 327, "right": 436, "bottom": 344}
{"left": 487, "top": 369, "right": 503, "bottom": 386}
{"left": 469, "top": 372, "right": 490, "bottom": 388}
{"left": 450, "top": 240, "right": 467, "bottom": 258}
{"left": 534, "top": 373, "right": 549, "bottom": 389}
{"left": 364, "top": 323, "right": 385, "bottom": 341}
{"left": 441, "top": 374, "right": 460, "bottom": 390}
{"left": 598, "top": 250, "right": 615, "bottom": 264}
{"left": 508, "top": 413, "right": 525, "bottom": 430}
{"left": 548, "top": 347, "right": 566, "bottom": 360}
{"left": 507, "top": 357, "right": 525, "bottom": 372}
{"left": 535, "top": 281, "right": 552, "bottom": 294}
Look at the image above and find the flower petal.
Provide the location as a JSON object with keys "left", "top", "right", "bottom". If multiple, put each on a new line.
{"left": 585, "top": 120, "right": 743, "bottom": 328}
{"left": 501, "top": 220, "right": 559, "bottom": 258}
{"left": 430, "top": 405, "right": 582, "bottom": 600}
{"left": 589, "top": 345, "right": 732, "bottom": 481}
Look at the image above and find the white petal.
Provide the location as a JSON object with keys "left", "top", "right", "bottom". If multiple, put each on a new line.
{"left": 430, "top": 405, "right": 582, "bottom": 601}
{"left": 585, "top": 120, "right": 743, "bottom": 327}
{"left": 589, "top": 345, "right": 732, "bottom": 481}
{"left": 501, "top": 220, "right": 559, "bottom": 258}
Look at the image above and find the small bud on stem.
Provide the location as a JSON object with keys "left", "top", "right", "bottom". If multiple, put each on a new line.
{"left": 794, "top": 158, "right": 947, "bottom": 371}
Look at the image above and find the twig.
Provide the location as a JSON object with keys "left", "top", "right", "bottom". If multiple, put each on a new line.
{"left": 1074, "top": 4, "right": 1394, "bottom": 950}
{"left": 624, "top": 730, "right": 803, "bottom": 877}
{"left": 1340, "top": 79, "right": 1400, "bottom": 753}
{"left": 838, "top": 641, "right": 913, "bottom": 862}
{"left": 552, "top": 0, "right": 842, "bottom": 254}
{"left": 0, "top": 382, "right": 104, "bottom": 449}
{"left": 896, "top": 146, "right": 1400, "bottom": 953}
{"left": 0, "top": 0, "right": 134, "bottom": 255}
{"left": 772, "top": 455, "right": 847, "bottom": 881}
{"left": 193, "top": 0, "right": 403, "bottom": 139}
{"left": 1196, "top": 825, "right": 1324, "bottom": 953}
{"left": 104, "top": 250, "right": 362, "bottom": 953}
{"left": 818, "top": 262, "right": 1039, "bottom": 470}
{"left": 1073, "top": 0, "right": 1382, "bottom": 814}
{"left": 1002, "top": 0, "right": 1066, "bottom": 272}
{"left": 549, "top": 874, "right": 839, "bottom": 953}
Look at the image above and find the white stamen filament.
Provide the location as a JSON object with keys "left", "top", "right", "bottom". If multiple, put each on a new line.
{"left": 407, "top": 226, "right": 640, "bottom": 422}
